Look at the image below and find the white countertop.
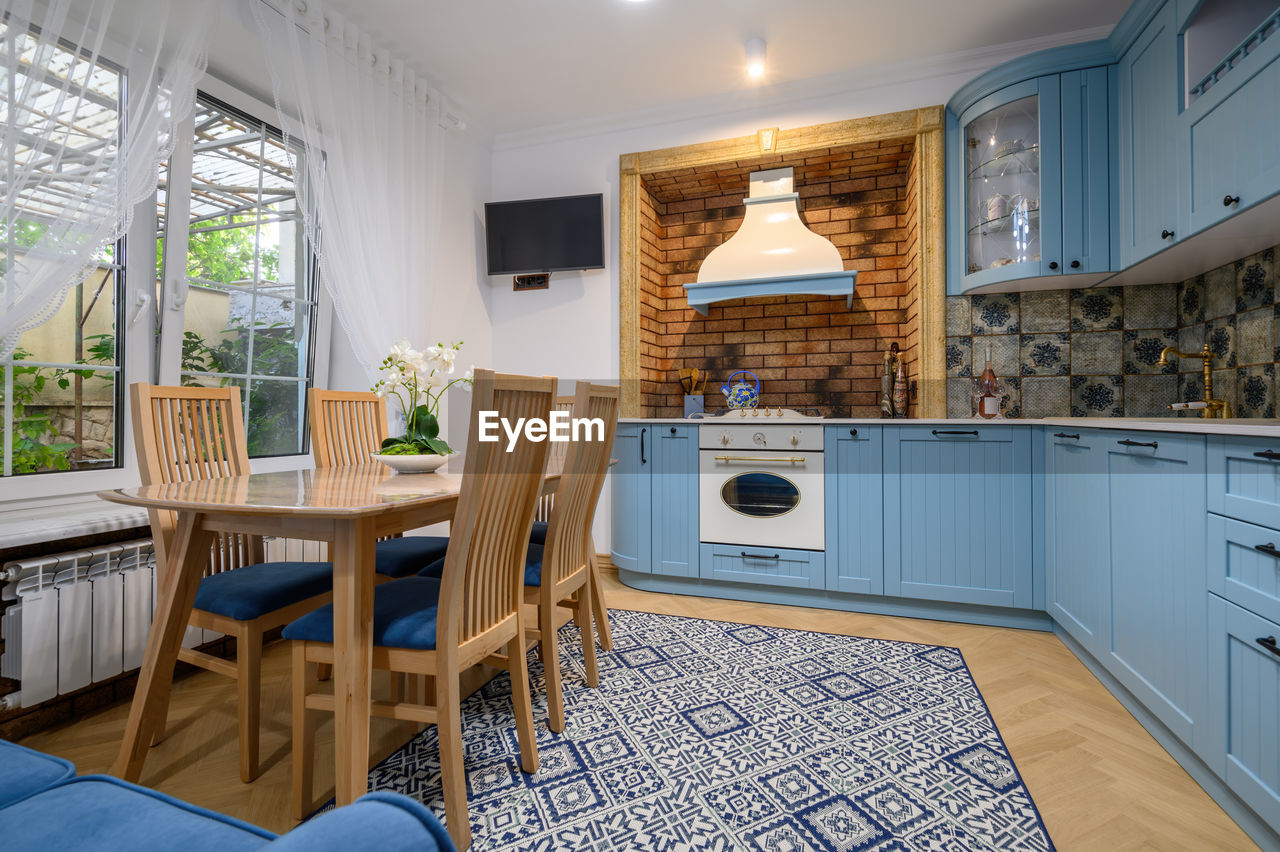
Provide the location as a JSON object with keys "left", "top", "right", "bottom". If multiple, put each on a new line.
{"left": 620, "top": 416, "right": 1280, "bottom": 438}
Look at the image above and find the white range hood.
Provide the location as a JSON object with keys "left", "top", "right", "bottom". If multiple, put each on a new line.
{"left": 684, "top": 167, "right": 856, "bottom": 315}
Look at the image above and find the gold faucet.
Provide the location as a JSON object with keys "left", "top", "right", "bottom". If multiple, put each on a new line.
{"left": 1156, "top": 343, "right": 1232, "bottom": 418}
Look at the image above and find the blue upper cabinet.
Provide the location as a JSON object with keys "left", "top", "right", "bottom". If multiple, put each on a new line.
{"left": 1116, "top": 1, "right": 1179, "bottom": 266}
{"left": 824, "top": 426, "right": 884, "bottom": 595}
{"left": 883, "top": 426, "right": 1034, "bottom": 608}
{"left": 947, "top": 55, "right": 1114, "bottom": 295}
{"left": 1044, "top": 428, "right": 1111, "bottom": 659}
{"left": 610, "top": 424, "right": 652, "bottom": 574}
{"left": 650, "top": 425, "right": 699, "bottom": 578}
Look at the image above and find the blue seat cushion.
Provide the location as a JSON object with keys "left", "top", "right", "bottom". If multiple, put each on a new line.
{"left": 270, "top": 792, "right": 455, "bottom": 852}
{"left": 528, "top": 520, "right": 548, "bottom": 546}
{"left": 375, "top": 536, "right": 450, "bottom": 578}
{"left": 0, "top": 739, "right": 75, "bottom": 809}
{"left": 1, "top": 776, "right": 274, "bottom": 851}
{"left": 284, "top": 577, "right": 442, "bottom": 650}
{"left": 193, "top": 561, "right": 332, "bottom": 622}
{"left": 418, "top": 544, "right": 544, "bottom": 587}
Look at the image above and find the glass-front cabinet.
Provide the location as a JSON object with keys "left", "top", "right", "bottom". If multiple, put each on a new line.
{"left": 947, "top": 70, "right": 1112, "bottom": 295}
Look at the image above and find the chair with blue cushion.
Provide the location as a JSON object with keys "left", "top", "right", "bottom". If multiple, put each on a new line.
{"left": 309, "top": 388, "right": 451, "bottom": 577}
{"left": 0, "top": 739, "right": 456, "bottom": 852}
{"left": 286, "top": 369, "right": 556, "bottom": 850}
{"left": 131, "top": 382, "right": 335, "bottom": 783}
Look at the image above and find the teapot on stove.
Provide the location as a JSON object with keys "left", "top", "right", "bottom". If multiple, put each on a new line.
{"left": 720, "top": 370, "right": 760, "bottom": 410}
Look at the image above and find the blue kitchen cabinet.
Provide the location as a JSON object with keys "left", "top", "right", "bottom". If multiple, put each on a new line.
{"left": 883, "top": 426, "right": 1034, "bottom": 608}
{"left": 1182, "top": 34, "right": 1280, "bottom": 236}
{"left": 1206, "top": 596, "right": 1280, "bottom": 831}
{"left": 1104, "top": 430, "right": 1208, "bottom": 752}
{"left": 824, "top": 425, "right": 884, "bottom": 595}
{"left": 1209, "top": 436, "right": 1280, "bottom": 530}
{"left": 610, "top": 424, "right": 652, "bottom": 573}
{"left": 699, "top": 544, "right": 825, "bottom": 589}
{"left": 1044, "top": 428, "right": 1111, "bottom": 658}
{"left": 1116, "top": 0, "right": 1179, "bottom": 266}
{"left": 1059, "top": 66, "right": 1113, "bottom": 277}
{"left": 651, "top": 424, "right": 699, "bottom": 578}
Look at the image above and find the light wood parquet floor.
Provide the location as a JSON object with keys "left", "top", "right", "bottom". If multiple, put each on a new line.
{"left": 20, "top": 569, "right": 1259, "bottom": 850}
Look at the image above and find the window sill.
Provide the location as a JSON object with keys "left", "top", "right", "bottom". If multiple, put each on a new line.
{"left": 0, "top": 497, "right": 149, "bottom": 552}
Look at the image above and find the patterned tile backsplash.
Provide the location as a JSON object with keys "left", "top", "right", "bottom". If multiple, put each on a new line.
{"left": 946, "top": 245, "right": 1278, "bottom": 418}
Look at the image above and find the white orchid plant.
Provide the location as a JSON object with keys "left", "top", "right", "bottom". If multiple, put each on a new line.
{"left": 372, "top": 339, "right": 473, "bottom": 456}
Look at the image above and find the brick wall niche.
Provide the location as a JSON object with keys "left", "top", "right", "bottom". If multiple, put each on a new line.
{"left": 638, "top": 137, "right": 922, "bottom": 418}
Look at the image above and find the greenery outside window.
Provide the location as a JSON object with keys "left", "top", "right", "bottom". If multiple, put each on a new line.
{"left": 0, "top": 35, "right": 124, "bottom": 477}
{"left": 158, "top": 94, "right": 317, "bottom": 457}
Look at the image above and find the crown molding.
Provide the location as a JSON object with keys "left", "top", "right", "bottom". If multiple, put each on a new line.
{"left": 492, "top": 25, "right": 1113, "bottom": 153}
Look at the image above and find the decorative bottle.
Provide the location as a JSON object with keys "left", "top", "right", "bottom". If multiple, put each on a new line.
{"left": 892, "top": 352, "right": 908, "bottom": 417}
{"left": 976, "top": 344, "right": 1000, "bottom": 419}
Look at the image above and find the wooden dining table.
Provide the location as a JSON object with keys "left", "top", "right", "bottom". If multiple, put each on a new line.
{"left": 97, "top": 457, "right": 576, "bottom": 808}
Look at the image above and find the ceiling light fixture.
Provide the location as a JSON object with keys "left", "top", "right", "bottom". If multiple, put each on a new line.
{"left": 745, "top": 37, "right": 767, "bottom": 79}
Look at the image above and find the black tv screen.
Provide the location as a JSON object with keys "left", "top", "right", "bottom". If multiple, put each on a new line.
{"left": 485, "top": 193, "right": 605, "bottom": 275}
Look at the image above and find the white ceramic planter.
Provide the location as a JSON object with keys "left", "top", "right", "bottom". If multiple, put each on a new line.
{"left": 371, "top": 452, "right": 450, "bottom": 474}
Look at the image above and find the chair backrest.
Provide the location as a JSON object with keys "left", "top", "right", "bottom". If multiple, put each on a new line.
{"left": 436, "top": 369, "right": 557, "bottom": 653}
{"left": 309, "top": 389, "right": 389, "bottom": 467}
{"left": 129, "top": 382, "right": 261, "bottom": 577}
{"left": 541, "top": 383, "right": 619, "bottom": 593}
{"left": 534, "top": 394, "right": 575, "bottom": 523}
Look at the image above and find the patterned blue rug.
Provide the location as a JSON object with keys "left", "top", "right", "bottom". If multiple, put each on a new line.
{"left": 358, "top": 609, "right": 1054, "bottom": 851}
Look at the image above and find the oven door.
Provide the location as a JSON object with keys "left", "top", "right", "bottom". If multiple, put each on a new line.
{"left": 698, "top": 450, "right": 825, "bottom": 550}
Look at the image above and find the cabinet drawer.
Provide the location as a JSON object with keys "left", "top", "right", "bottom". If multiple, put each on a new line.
{"left": 1209, "top": 436, "right": 1280, "bottom": 528}
{"left": 1207, "top": 596, "right": 1280, "bottom": 830}
{"left": 1106, "top": 429, "right": 1199, "bottom": 464}
{"left": 698, "top": 544, "right": 824, "bottom": 589}
{"left": 1210, "top": 514, "right": 1280, "bottom": 625}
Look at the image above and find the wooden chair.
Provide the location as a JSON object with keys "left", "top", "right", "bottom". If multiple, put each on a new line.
{"left": 129, "top": 382, "right": 333, "bottom": 783}
{"left": 286, "top": 370, "right": 556, "bottom": 850}
{"left": 528, "top": 394, "right": 615, "bottom": 652}
{"left": 308, "top": 388, "right": 450, "bottom": 578}
{"left": 522, "top": 382, "right": 619, "bottom": 732}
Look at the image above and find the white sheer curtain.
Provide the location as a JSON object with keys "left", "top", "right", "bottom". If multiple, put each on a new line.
{"left": 0, "top": 0, "right": 210, "bottom": 358}
{"left": 248, "top": 0, "right": 446, "bottom": 380}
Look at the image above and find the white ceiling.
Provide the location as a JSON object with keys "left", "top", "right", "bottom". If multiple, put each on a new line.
{"left": 317, "top": 0, "right": 1127, "bottom": 134}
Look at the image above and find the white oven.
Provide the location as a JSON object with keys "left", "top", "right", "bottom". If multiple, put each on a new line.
{"left": 698, "top": 423, "right": 824, "bottom": 551}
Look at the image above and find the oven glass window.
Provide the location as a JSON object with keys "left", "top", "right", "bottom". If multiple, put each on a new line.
{"left": 721, "top": 472, "right": 800, "bottom": 517}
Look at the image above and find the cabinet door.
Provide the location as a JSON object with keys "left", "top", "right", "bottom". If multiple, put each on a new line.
{"left": 609, "top": 424, "right": 651, "bottom": 574}
{"left": 1117, "top": 0, "right": 1179, "bottom": 265}
{"left": 1207, "top": 596, "right": 1280, "bottom": 829}
{"left": 1105, "top": 431, "right": 1207, "bottom": 752}
{"left": 651, "top": 425, "right": 699, "bottom": 578}
{"left": 884, "top": 426, "right": 1033, "bottom": 608}
{"left": 1208, "top": 436, "right": 1280, "bottom": 530}
{"left": 824, "top": 426, "right": 884, "bottom": 595}
{"left": 1184, "top": 49, "right": 1280, "bottom": 235}
{"left": 1045, "top": 429, "right": 1111, "bottom": 657}
{"left": 1059, "top": 67, "right": 1112, "bottom": 275}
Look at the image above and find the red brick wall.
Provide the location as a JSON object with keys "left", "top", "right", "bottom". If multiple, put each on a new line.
{"left": 639, "top": 138, "right": 919, "bottom": 417}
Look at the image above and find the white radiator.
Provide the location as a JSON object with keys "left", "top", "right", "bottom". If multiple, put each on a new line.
{"left": 1, "top": 536, "right": 327, "bottom": 709}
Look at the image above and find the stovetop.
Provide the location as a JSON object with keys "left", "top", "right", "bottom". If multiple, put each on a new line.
{"left": 688, "top": 407, "right": 824, "bottom": 423}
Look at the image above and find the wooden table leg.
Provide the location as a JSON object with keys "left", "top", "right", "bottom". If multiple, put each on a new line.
{"left": 331, "top": 516, "right": 376, "bottom": 807}
{"left": 113, "top": 511, "right": 213, "bottom": 781}
{"left": 587, "top": 539, "right": 613, "bottom": 651}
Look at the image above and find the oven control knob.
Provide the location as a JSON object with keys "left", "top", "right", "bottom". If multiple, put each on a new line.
{"left": 753, "top": 431, "right": 767, "bottom": 446}
{"left": 721, "top": 433, "right": 730, "bottom": 445}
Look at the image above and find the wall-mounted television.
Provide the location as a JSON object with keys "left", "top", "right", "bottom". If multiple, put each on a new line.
{"left": 484, "top": 193, "right": 605, "bottom": 276}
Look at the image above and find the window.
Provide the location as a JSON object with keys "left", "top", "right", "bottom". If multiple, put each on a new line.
{"left": 157, "top": 95, "right": 317, "bottom": 457}
{"left": 0, "top": 31, "right": 124, "bottom": 477}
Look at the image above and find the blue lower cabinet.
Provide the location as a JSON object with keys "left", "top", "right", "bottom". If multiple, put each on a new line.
{"left": 699, "top": 544, "right": 825, "bottom": 589}
{"left": 610, "top": 424, "right": 652, "bottom": 573}
{"left": 1208, "top": 436, "right": 1280, "bottom": 531}
{"left": 825, "top": 426, "right": 884, "bottom": 595}
{"left": 1208, "top": 513, "right": 1280, "bottom": 627}
{"left": 1105, "top": 431, "right": 1207, "bottom": 752}
{"left": 1207, "top": 595, "right": 1280, "bottom": 830}
{"left": 1044, "top": 428, "right": 1111, "bottom": 658}
{"left": 651, "top": 425, "right": 699, "bottom": 578}
{"left": 883, "top": 425, "right": 1034, "bottom": 608}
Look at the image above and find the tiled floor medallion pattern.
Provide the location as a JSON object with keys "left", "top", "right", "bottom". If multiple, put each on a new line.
{"left": 342, "top": 610, "right": 1054, "bottom": 851}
